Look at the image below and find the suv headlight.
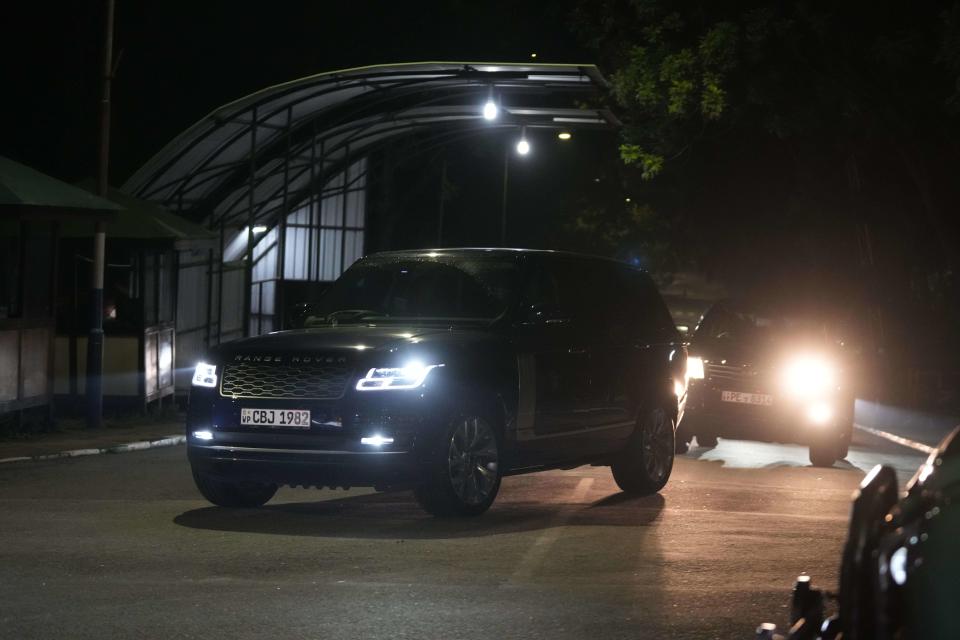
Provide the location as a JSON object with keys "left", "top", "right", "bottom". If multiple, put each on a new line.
{"left": 782, "top": 355, "right": 836, "bottom": 396}
{"left": 192, "top": 362, "right": 218, "bottom": 388}
{"left": 356, "top": 361, "right": 443, "bottom": 391}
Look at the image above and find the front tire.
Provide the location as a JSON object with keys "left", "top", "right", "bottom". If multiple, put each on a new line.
{"left": 191, "top": 468, "right": 277, "bottom": 508}
{"left": 415, "top": 413, "right": 502, "bottom": 517}
{"left": 611, "top": 406, "right": 675, "bottom": 496}
{"left": 809, "top": 443, "right": 837, "bottom": 467}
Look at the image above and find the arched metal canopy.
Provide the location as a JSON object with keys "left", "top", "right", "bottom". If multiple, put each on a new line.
{"left": 123, "top": 62, "right": 617, "bottom": 229}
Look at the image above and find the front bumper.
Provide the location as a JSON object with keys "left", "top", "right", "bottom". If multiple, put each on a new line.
{"left": 685, "top": 380, "right": 852, "bottom": 445}
{"left": 186, "top": 387, "right": 450, "bottom": 489}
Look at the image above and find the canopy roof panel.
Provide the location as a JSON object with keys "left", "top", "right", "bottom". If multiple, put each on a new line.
{"left": 1, "top": 155, "right": 120, "bottom": 218}
{"left": 58, "top": 182, "right": 217, "bottom": 248}
{"left": 123, "top": 62, "right": 616, "bottom": 229}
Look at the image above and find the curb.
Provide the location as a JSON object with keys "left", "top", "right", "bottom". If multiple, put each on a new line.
{"left": 0, "top": 434, "right": 186, "bottom": 465}
{"left": 853, "top": 423, "right": 936, "bottom": 455}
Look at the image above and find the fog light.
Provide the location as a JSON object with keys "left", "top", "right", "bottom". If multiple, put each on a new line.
{"left": 806, "top": 403, "right": 833, "bottom": 425}
{"left": 361, "top": 435, "right": 394, "bottom": 446}
{"left": 193, "top": 430, "right": 214, "bottom": 441}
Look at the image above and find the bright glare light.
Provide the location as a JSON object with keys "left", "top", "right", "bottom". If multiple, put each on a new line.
{"left": 192, "top": 362, "right": 218, "bottom": 388}
{"left": 159, "top": 344, "right": 172, "bottom": 370}
{"left": 192, "top": 430, "right": 214, "bottom": 441}
{"left": 252, "top": 225, "right": 268, "bottom": 233}
{"left": 516, "top": 138, "right": 531, "bottom": 155}
{"left": 890, "top": 546, "right": 908, "bottom": 585}
{"left": 687, "top": 356, "right": 705, "bottom": 380}
{"left": 806, "top": 402, "right": 833, "bottom": 425}
{"left": 361, "top": 435, "right": 395, "bottom": 446}
{"left": 557, "top": 131, "right": 572, "bottom": 140}
{"left": 483, "top": 100, "right": 498, "bottom": 121}
{"left": 356, "top": 361, "right": 443, "bottom": 391}
{"left": 674, "top": 380, "right": 685, "bottom": 397}
{"left": 783, "top": 355, "right": 836, "bottom": 396}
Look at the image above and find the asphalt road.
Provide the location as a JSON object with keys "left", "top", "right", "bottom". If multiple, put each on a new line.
{"left": 0, "top": 430, "right": 928, "bottom": 639}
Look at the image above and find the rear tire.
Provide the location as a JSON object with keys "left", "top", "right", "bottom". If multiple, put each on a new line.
{"left": 415, "top": 412, "right": 502, "bottom": 517}
{"left": 611, "top": 406, "right": 675, "bottom": 496}
{"left": 191, "top": 468, "right": 277, "bottom": 508}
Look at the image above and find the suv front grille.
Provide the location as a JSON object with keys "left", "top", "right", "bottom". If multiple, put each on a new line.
{"left": 705, "top": 362, "right": 754, "bottom": 382}
{"left": 219, "top": 362, "right": 352, "bottom": 400}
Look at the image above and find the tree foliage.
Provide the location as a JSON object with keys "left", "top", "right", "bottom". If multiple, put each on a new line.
{"left": 569, "top": 0, "right": 960, "bottom": 372}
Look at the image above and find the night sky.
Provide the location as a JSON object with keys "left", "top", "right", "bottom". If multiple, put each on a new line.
{"left": 3, "top": 1, "right": 958, "bottom": 375}
{"left": 2, "top": 0, "right": 589, "bottom": 183}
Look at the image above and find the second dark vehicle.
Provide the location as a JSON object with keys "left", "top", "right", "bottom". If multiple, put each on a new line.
{"left": 187, "top": 248, "right": 686, "bottom": 516}
{"left": 682, "top": 298, "right": 855, "bottom": 466}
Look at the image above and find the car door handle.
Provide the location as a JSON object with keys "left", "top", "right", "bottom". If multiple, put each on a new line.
{"left": 568, "top": 347, "right": 588, "bottom": 355}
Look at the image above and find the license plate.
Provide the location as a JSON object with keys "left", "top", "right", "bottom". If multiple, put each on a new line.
{"left": 720, "top": 391, "right": 773, "bottom": 406}
{"left": 240, "top": 408, "right": 311, "bottom": 428}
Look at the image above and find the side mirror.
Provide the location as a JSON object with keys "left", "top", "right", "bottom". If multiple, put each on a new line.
{"left": 287, "top": 302, "right": 323, "bottom": 329}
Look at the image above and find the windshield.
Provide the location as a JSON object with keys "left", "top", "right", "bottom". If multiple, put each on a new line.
{"left": 699, "top": 306, "right": 836, "bottom": 343}
{"left": 309, "top": 255, "right": 521, "bottom": 324}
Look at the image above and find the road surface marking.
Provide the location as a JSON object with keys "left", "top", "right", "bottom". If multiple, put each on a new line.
{"left": 510, "top": 477, "right": 594, "bottom": 581}
{"left": 853, "top": 423, "right": 936, "bottom": 455}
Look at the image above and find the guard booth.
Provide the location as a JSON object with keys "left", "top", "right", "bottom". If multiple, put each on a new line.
{"left": 0, "top": 156, "right": 119, "bottom": 429}
{"left": 53, "top": 187, "right": 215, "bottom": 413}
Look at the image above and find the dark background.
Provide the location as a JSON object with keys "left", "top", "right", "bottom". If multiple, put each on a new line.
{"left": 2, "top": 0, "right": 957, "bottom": 407}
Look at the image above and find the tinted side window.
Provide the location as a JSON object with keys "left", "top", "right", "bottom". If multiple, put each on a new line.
{"left": 618, "top": 267, "right": 677, "bottom": 341}
{"left": 522, "top": 259, "right": 589, "bottom": 319}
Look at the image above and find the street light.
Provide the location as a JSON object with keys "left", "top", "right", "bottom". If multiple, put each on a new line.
{"left": 516, "top": 127, "right": 530, "bottom": 156}
{"left": 482, "top": 86, "right": 498, "bottom": 121}
{"left": 557, "top": 131, "right": 572, "bottom": 140}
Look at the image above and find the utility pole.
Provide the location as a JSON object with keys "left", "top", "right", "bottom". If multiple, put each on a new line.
{"left": 500, "top": 145, "right": 509, "bottom": 246}
{"left": 87, "top": 0, "right": 115, "bottom": 428}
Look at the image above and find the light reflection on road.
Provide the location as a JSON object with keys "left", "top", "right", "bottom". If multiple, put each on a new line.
{"left": 682, "top": 435, "right": 926, "bottom": 483}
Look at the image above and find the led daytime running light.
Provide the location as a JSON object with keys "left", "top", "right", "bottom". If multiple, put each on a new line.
{"left": 356, "top": 363, "right": 443, "bottom": 391}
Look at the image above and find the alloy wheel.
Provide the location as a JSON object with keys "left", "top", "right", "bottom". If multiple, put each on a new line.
{"left": 642, "top": 408, "right": 674, "bottom": 483}
{"left": 447, "top": 416, "right": 499, "bottom": 506}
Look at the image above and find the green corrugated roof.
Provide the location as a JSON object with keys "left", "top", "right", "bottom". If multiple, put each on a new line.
{"left": 0, "top": 156, "right": 120, "bottom": 213}
{"left": 58, "top": 181, "right": 216, "bottom": 243}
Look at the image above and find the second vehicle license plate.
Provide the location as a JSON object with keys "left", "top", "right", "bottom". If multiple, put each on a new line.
{"left": 720, "top": 390, "right": 773, "bottom": 406}
{"left": 240, "top": 408, "right": 311, "bottom": 428}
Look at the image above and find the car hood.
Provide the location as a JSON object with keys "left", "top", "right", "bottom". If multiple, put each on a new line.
{"left": 209, "top": 324, "right": 500, "bottom": 363}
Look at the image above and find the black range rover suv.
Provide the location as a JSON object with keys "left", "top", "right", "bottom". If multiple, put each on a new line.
{"left": 187, "top": 249, "right": 687, "bottom": 516}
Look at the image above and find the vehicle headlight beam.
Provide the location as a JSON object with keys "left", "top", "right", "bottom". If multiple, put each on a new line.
{"left": 192, "top": 362, "right": 218, "bottom": 388}
{"left": 782, "top": 355, "right": 836, "bottom": 397}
